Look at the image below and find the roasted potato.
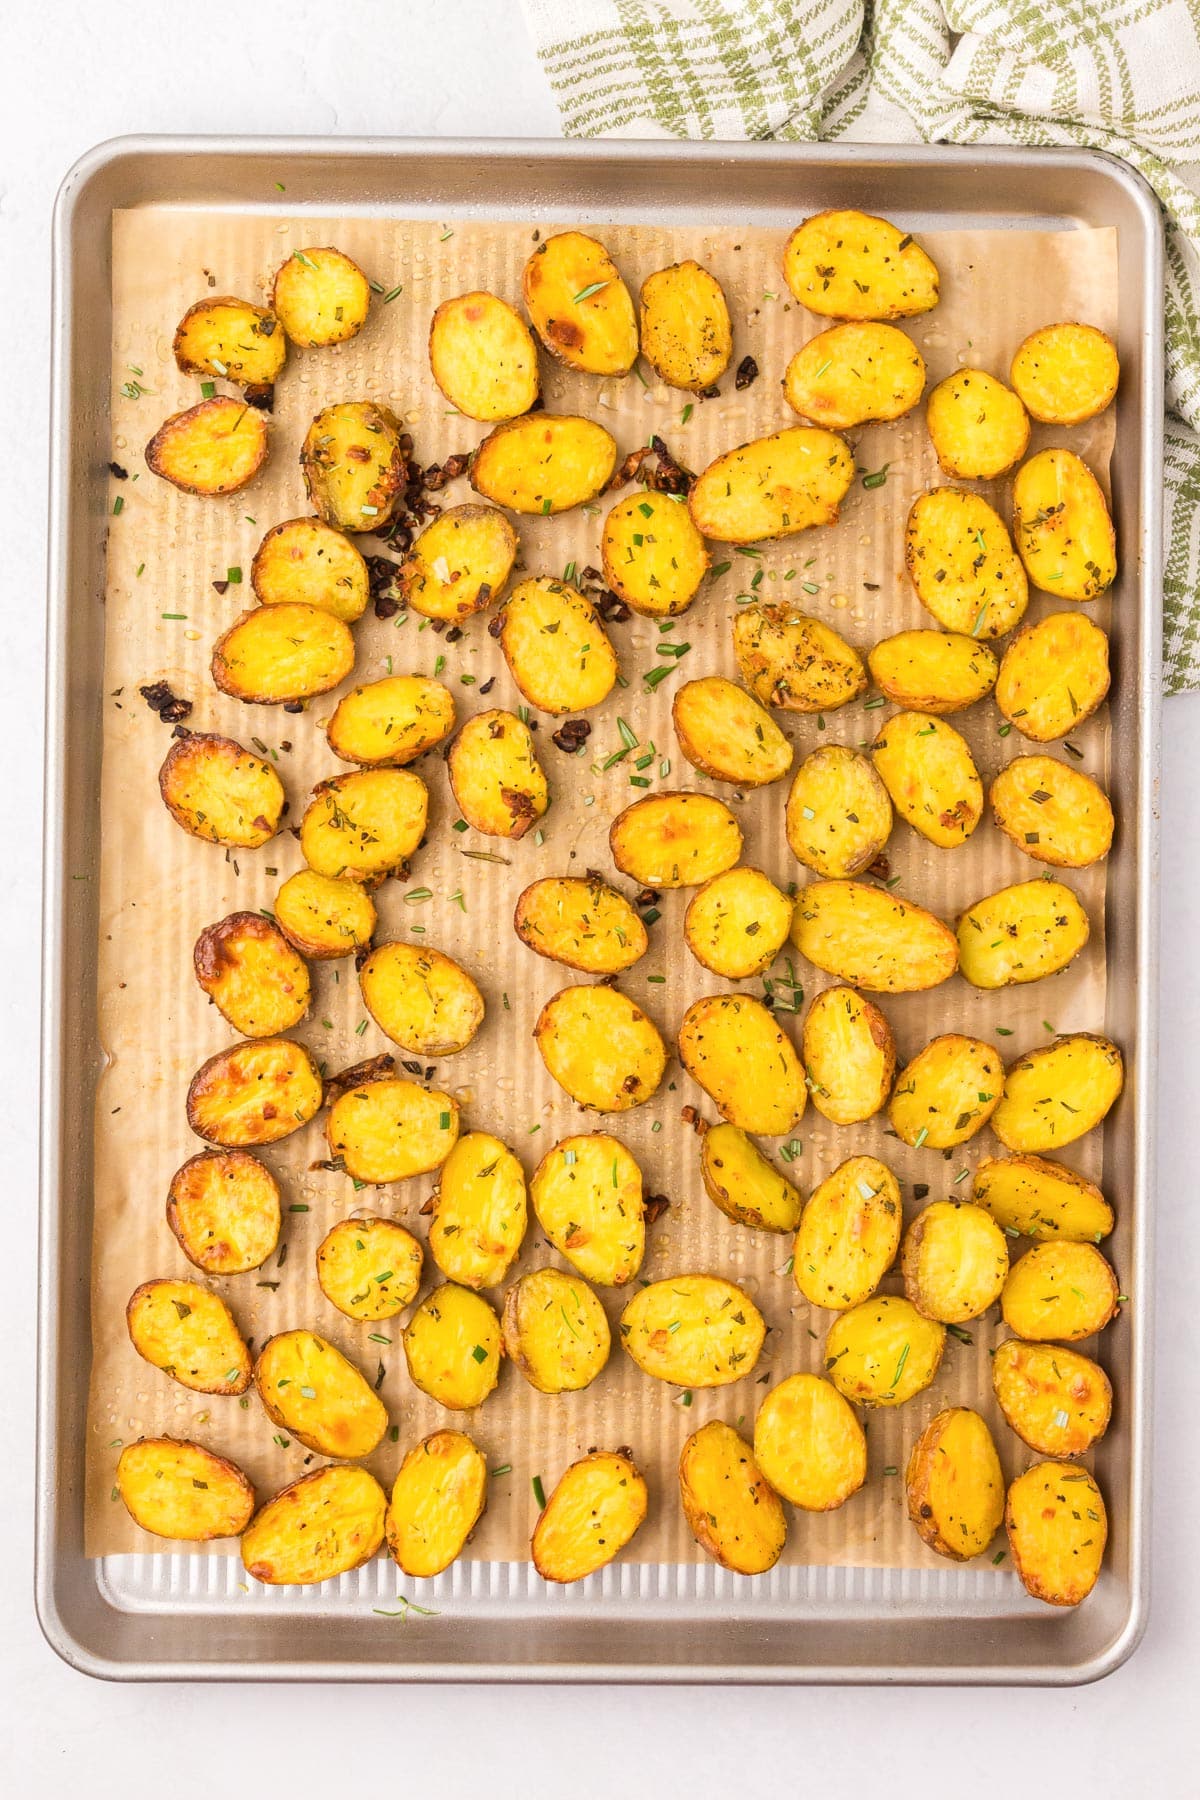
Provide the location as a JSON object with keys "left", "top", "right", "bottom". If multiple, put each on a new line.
{"left": 301, "top": 401, "right": 406, "bottom": 532}
{"left": 502, "top": 1267, "right": 611, "bottom": 1393}
{"left": 684, "top": 866, "right": 794, "bottom": 980}
{"left": 397, "top": 504, "right": 518, "bottom": 623}
{"left": 1010, "top": 322, "right": 1119, "bottom": 426}
{"left": 639, "top": 259, "right": 732, "bottom": 390}
{"left": 272, "top": 246, "right": 371, "bottom": 347}
{"left": 794, "top": 1155, "right": 902, "bottom": 1310}
{"left": 992, "top": 1337, "right": 1112, "bottom": 1456}
{"left": 905, "top": 1408, "right": 1004, "bottom": 1561}
{"left": 992, "top": 1035, "right": 1124, "bottom": 1153}
{"left": 242, "top": 1465, "right": 387, "bottom": 1587}
{"left": 1005, "top": 1461, "right": 1107, "bottom": 1606}
{"left": 173, "top": 297, "right": 286, "bottom": 404}
{"left": 193, "top": 911, "right": 311, "bottom": 1037}
{"left": 428, "top": 291, "right": 540, "bottom": 421}
{"left": 359, "top": 941, "right": 484, "bottom": 1058}
{"left": 783, "top": 209, "right": 939, "bottom": 320}
{"left": 327, "top": 1073, "right": 459, "bottom": 1183}
{"left": 145, "top": 396, "right": 269, "bottom": 496}
{"left": 957, "top": 878, "right": 1090, "bottom": 989}
{"left": 117, "top": 1438, "right": 255, "bottom": 1542}
{"left": 995, "top": 612, "right": 1110, "bottom": 742}
{"left": 601, "top": 490, "right": 709, "bottom": 617}
{"left": 619, "top": 1274, "right": 765, "bottom": 1387}
{"left": 1001, "top": 1241, "right": 1119, "bottom": 1342}
{"left": 274, "top": 869, "right": 376, "bottom": 959}
{"left": 470, "top": 413, "right": 617, "bottom": 514}
{"left": 211, "top": 602, "right": 355, "bottom": 706}
{"left": 402, "top": 1282, "right": 502, "bottom": 1410}
{"left": 905, "top": 489, "right": 1028, "bottom": 639}
{"left": 515, "top": 875, "right": 647, "bottom": 975}
{"left": 534, "top": 985, "right": 667, "bottom": 1113}
{"left": 186, "top": 1037, "right": 323, "bottom": 1146}
{"left": 753, "top": 1373, "right": 867, "bottom": 1510}
{"left": 733, "top": 604, "right": 865, "bottom": 714}
{"left": 790, "top": 881, "right": 958, "bottom": 992}
{"left": 385, "top": 1431, "right": 489, "bottom": 1577}
{"left": 166, "top": 1148, "right": 281, "bottom": 1275}
{"left": 868, "top": 630, "right": 998, "bottom": 715}
{"left": 255, "top": 1328, "right": 389, "bottom": 1457}
{"left": 532, "top": 1452, "right": 648, "bottom": 1584}
{"left": 530, "top": 1133, "right": 645, "bottom": 1285}
{"left": 609, "top": 791, "right": 742, "bottom": 888}
{"left": 251, "top": 516, "right": 369, "bottom": 622}
{"left": 801, "top": 984, "right": 895, "bottom": 1125}
{"left": 672, "top": 676, "right": 792, "bottom": 786}
{"left": 523, "top": 230, "right": 638, "bottom": 375}
{"left": 678, "top": 994, "right": 807, "bottom": 1136}
{"left": 889, "top": 1035, "right": 1004, "bottom": 1150}
{"left": 785, "top": 746, "right": 893, "bottom": 877}
{"left": 871, "top": 711, "right": 982, "bottom": 849}
{"left": 429, "top": 1131, "right": 528, "bottom": 1290}
{"left": 824, "top": 1295, "right": 946, "bottom": 1406}
{"left": 300, "top": 769, "right": 429, "bottom": 882}
{"left": 500, "top": 577, "right": 618, "bottom": 714}
{"left": 972, "top": 1153, "right": 1114, "bottom": 1243}
{"left": 925, "top": 369, "right": 1029, "bottom": 479}
{"left": 126, "top": 1279, "right": 252, "bottom": 1395}
{"left": 990, "top": 756, "right": 1114, "bottom": 869}
{"left": 1012, "top": 448, "right": 1116, "bottom": 601}
{"left": 901, "top": 1200, "right": 1009, "bottom": 1323}
{"left": 328, "top": 675, "right": 456, "bottom": 766}
{"left": 700, "top": 1122, "right": 804, "bottom": 1234}
{"left": 158, "top": 731, "right": 285, "bottom": 849}
{"left": 448, "top": 709, "right": 549, "bottom": 840}
{"left": 689, "top": 426, "right": 854, "bottom": 544}
{"left": 315, "top": 1217, "right": 424, "bottom": 1321}
{"left": 783, "top": 322, "right": 926, "bottom": 428}
{"left": 679, "top": 1420, "right": 787, "bottom": 1574}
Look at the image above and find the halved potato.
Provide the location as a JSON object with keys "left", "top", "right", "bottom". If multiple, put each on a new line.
{"left": 1012, "top": 448, "right": 1116, "bottom": 601}
{"left": 402, "top": 1282, "right": 502, "bottom": 1410}
{"left": 159, "top": 732, "right": 285, "bottom": 848}
{"left": 1010, "top": 322, "right": 1119, "bottom": 426}
{"left": 523, "top": 231, "right": 638, "bottom": 375}
{"left": 251, "top": 517, "right": 369, "bottom": 622}
{"left": 255, "top": 1328, "right": 389, "bottom": 1457}
{"left": 500, "top": 577, "right": 618, "bottom": 714}
{"left": 532, "top": 1452, "right": 648, "bottom": 1583}
{"left": 689, "top": 426, "right": 854, "bottom": 544}
{"left": 117, "top": 1438, "right": 255, "bottom": 1542}
{"left": 193, "top": 911, "right": 310, "bottom": 1037}
{"left": 619, "top": 1275, "right": 765, "bottom": 1387}
{"left": 684, "top": 866, "right": 793, "bottom": 980}
{"left": 609, "top": 791, "right": 742, "bottom": 888}
{"left": 995, "top": 612, "right": 1110, "bottom": 742}
{"left": 166, "top": 1148, "right": 281, "bottom": 1275}
{"left": 972, "top": 1153, "right": 1114, "bottom": 1242}
{"left": 1005, "top": 1460, "right": 1107, "bottom": 1606}
{"left": 173, "top": 297, "right": 286, "bottom": 403}
{"left": 242, "top": 1465, "right": 386, "bottom": 1586}
{"left": 530, "top": 1133, "right": 645, "bottom": 1285}
{"left": 315, "top": 1217, "right": 424, "bottom": 1321}
{"left": 301, "top": 401, "right": 406, "bottom": 532}
{"left": 272, "top": 246, "right": 371, "bottom": 346}
{"left": 448, "top": 709, "right": 549, "bottom": 840}
{"left": 700, "top": 1123, "right": 804, "bottom": 1234}
{"left": 901, "top": 1200, "right": 1010, "bottom": 1323}
{"left": 429, "top": 291, "right": 540, "bottom": 421}
{"left": 868, "top": 631, "right": 998, "bottom": 715}
{"left": 905, "top": 1408, "right": 1004, "bottom": 1561}
{"left": 211, "top": 602, "right": 355, "bottom": 706}
{"left": 905, "top": 489, "right": 1028, "bottom": 639}
{"left": 359, "top": 941, "right": 484, "bottom": 1057}
{"left": 993, "top": 1035, "right": 1124, "bottom": 1153}
{"left": 784, "top": 323, "right": 925, "bottom": 428}
{"left": 990, "top": 756, "right": 1114, "bottom": 869}
{"left": 397, "top": 505, "right": 519, "bottom": 622}
{"left": 515, "top": 875, "right": 647, "bottom": 974}
{"left": 794, "top": 1154, "right": 902, "bottom": 1310}
{"left": 126, "top": 1280, "right": 252, "bottom": 1395}
{"left": 783, "top": 210, "right": 939, "bottom": 320}
{"left": 1001, "top": 1241, "right": 1119, "bottom": 1342}
{"left": 328, "top": 676, "right": 456, "bottom": 766}
{"left": 274, "top": 869, "right": 376, "bottom": 959}
{"left": 146, "top": 396, "right": 268, "bottom": 496}
{"left": 801, "top": 985, "right": 895, "bottom": 1125}
{"left": 785, "top": 746, "right": 893, "bottom": 877}
{"left": 470, "top": 414, "right": 617, "bottom": 514}
{"left": 386, "top": 1431, "right": 489, "bottom": 1577}
{"left": 534, "top": 986, "right": 667, "bottom": 1113}
{"left": 733, "top": 603, "right": 866, "bottom": 713}
{"left": 753, "top": 1372, "right": 867, "bottom": 1510}
{"left": 677, "top": 994, "right": 806, "bottom": 1136}
{"left": 679, "top": 1420, "right": 787, "bottom": 1573}
{"left": 186, "top": 1037, "right": 322, "bottom": 1146}
{"left": 601, "top": 490, "right": 709, "bottom": 617}
{"left": 992, "top": 1338, "right": 1112, "bottom": 1456}
{"left": 958, "top": 878, "right": 1090, "bottom": 989}
{"left": 824, "top": 1295, "right": 946, "bottom": 1406}
{"left": 327, "top": 1074, "right": 459, "bottom": 1183}
{"left": 429, "top": 1131, "right": 528, "bottom": 1290}
{"left": 791, "top": 881, "right": 958, "bottom": 992}
{"left": 502, "top": 1267, "right": 611, "bottom": 1393}
{"left": 300, "top": 769, "right": 429, "bottom": 882}
{"left": 672, "top": 676, "right": 792, "bottom": 786}
{"left": 889, "top": 1035, "right": 1004, "bottom": 1150}
{"left": 871, "top": 711, "right": 983, "bottom": 849}
{"left": 925, "top": 369, "right": 1029, "bottom": 479}
{"left": 639, "top": 259, "right": 732, "bottom": 390}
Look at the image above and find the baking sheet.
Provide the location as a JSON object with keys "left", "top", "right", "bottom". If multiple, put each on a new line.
{"left": 86, "top": 207, "right": 1117, "bottom": 1568}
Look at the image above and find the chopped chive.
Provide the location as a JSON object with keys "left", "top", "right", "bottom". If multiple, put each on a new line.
{"left": 532, "top": 1474, "right": 546, "bottom": 1509}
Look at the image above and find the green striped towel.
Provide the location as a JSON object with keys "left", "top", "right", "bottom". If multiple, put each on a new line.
{"left": 521, "top": 0, "right": 1200, "bottom": 693}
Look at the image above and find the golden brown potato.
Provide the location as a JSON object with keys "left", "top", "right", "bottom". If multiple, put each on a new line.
{"left": 995, "top": 612, "right": 1110, "bottom": 742}
{"left": 300, "top": 769, "right": 429, "bottom": 882}
{"left": 274, "top": 869, "right": 377, "bottom": 959}
{"left": 689, "top": 426, "right": 854, "bottom": 544}
{"left": 386, "top": 1431, "right": 489, "bottom": 1577}
{"left": 301, "top": 401, "right": 406, "bottom": 532}
{"left": 679, "top": 1420, "right": 787, "bottom": 1574}
{"left": 925, "top": 368, "right": 1029, "bottom": 479}
{"left": 753, "top": 1373, "right": 867, "bottom": 1510}
{"left": 193, "top": 911, "right": 310, "bottom": 1038}
{"left": 990, "top": 756, "right": 1114, "bottom": 869}
{"left": 972, "top": 1153, "right": 1114, "bottom": 1242}
{"left": 801, "top": 985, "right": 895, "bottom": 1125}
{"left": 534, "top": 985, "right": 667, "bottom": 1113}
{"left": 502, "top": 1268, "right": 611, "bottom": 1393}
{"left": 470, "top": 413, "right": 617, "bottom": 514}
{"left": 328, "top": 675, "right": 456, "bottom": 766}
{"left": 186, "top": 1037, "right": 322, "bottom": 1147}
{"left": 158, "top": 732, "right": 285, "bottom": 849}
{"left": 429, "top": 1131, "right": 528, "bottom": 1290}
{"left": 397, "top": 504, "right": 519, "bottom": 623}
{"left": 1012, "top": 448, "right": 1116, "bottom": 601}
{"left": 173, "top": 297, "right": 286, "bottom": 403}
{"left": 523, "top": 231, "right": 638, "bottom": 375}
{"left": 871, "top": 711, "right": 983, "bottom": 849}
{"left": 993, "top": 1035, "right": 1124, "bottom": 1153}
{"left": 610, "top": 791, "right": 742, "bottom": 888}
{"left": 429, "top": 291, "right": 540, "bottom": 422}
{"left": 733, "top": 604, "right": 866, "bottom": 713}
{"left": 601, "top": 490, "right": 709, "bottom": 617}
{"left": 1010, "top": 322, "right": 1119, "bottom": 426}
{"left": 402, "top": 1283, "right": 502, "bottom": 1410}
{"left": 515, "top": 875, "right": 647, "bottom": 975}
{"left": 272, "top": 246, "right": 371, "bottom": 346}
{"left": 126, "top": 1280, "right": 252, "bottom": 1395}
{"left": 825, "top": 1295, "right": 946, "bottom": 1406}
{"left": 905, "top": 489, "right": 1028, "bottom": 639}
{"left": 327, "top": 1073, "right": 459, "bottom": 1183}
{"left": 1001, "top": 1241, "right": 1119, "bottom": 1341}
{"left": 684, "top": 866, "right": 793, "bottom": 980}
{"left": 672, "top": 676, "right": 792, "bottom": 786}
{"left": 532, "top": 1452, "right": 648, "bottom": 1583}
{"left": 620, "top": 1274, "right": 765, "bottom": 1387}
{"left": 901, "top": 1201, "right": 1010, "bottom": 1323}
{"left": 678, "top": 994, "right": 807, "bottom": 1136}
{"left": 868, "top": 630, "right": 998, "bottom": 715}
{"left": 255, "top": 1329, "right": 389, "bottom": 1457}
{"left": 905, "top": 1408, "right": 1004, "bottom": 1561}
{"left": 251, "top": 516, "right": 369, "bottom": 622}
{"left": 315, "top": 1217, "right": 424, "bottom": 1321}
{"left": 146, "top": 396, "right": 269, "bottom": 496}
{"left": 794, "top": 1155, "right": 902, "bottom": 1310}
{"left": 889, "top": 1035, "right": 1004, "bottom": 1150}
{"left": 211, "top": 602, "right": 355, "bottom": 707}
{"left": 531, "top": 1133, "right": 645, "bottom": 1285}
{"left": 783, "top": 209, "right": 939, "bottom": 320}
{"left": 448, "top": 709, "right": 549, "bottom": 840}
{"left": 957, "top": 878, "right": 1090, "bottom": 989}
{"left": 166, "top": 1148, "right": 281, "bottom": 1275}
{"left": 785, "top": 746, "right": 893, "bottom": 877}
{"left": 791, "top": 881, "right": 958, "bottom": 992}
{"left": 242, "top": 1465, "right": 387, "bottom": 1587}
{"left": 992, "top": 1338, "right": 1112, "bottom": 1456}
{"left": 359, "top": 941, "right": 484, "bottom": 1058}
{"left": 1005, "top": 1461, "right": 1107, "bottom": 1606}
{"left": 784, "top": 322, "right": 925, "bottom": 428}
{"left": 700, "top": 1123, "right": 804, "bottom": 1234}
{"left": 117, "top": 1438, "right": 255, "bottom": 1542}
{"left": 639, "top": 259, "right": 733, "bottom": 390}
{"left": 500, "top": 577, "right": 618, "bottom": 714}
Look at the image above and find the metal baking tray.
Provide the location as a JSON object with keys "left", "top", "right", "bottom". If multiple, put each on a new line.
{"left": 38, "top": 135, "right": 1162, "bottom": 1684}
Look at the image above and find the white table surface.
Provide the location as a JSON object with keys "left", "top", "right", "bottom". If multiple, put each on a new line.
{"left": 2, "top": 3, "right": 1194, "bottom": 1790}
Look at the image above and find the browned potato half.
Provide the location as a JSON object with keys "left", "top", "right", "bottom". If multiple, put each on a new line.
{"left": 300, "top": 769, "right": 429, "bottom": 882}
{"left": 146, "top": 396, "right": 269, "bottom": 496}
{"left": 470, "top": 413, "right": 617, "bottom": 514}
{"left": 117, "top": 1438, "right": 255, "bottom": 1542}
{"left": 871, "top": 712, "right": 983, "bottom": 849}
{"left": 502, "top": 1268, "right": 611, "bottom": 1393}
{"left": 212, "top": 603, "right": 355, "bottom": 707}
{"left": 243, "top": 1465, "right": 386, "bottom": 1587}
{"left": 272, "top": 246, "right": 371, "bottom": 347}
{"left": 531, "top": 1133, "right": 645, "bottom": 1285}
{"left": 801, "top": 985, "right": 895, "bottom": 1125}
{"left": 274, "top": 869, "right": 376, "bottom": 959}
{"left": 993, "top": 1035, "right": 1123, "bottom": 1153}
{"left": 905, "top": 1408, "right": 1004, "bottom": 1561}
{"left": 327, "top": 1074, "right": 459, "bottom": 1183}
{"left": 785, "top": 746, "right": 893, "bottom": 877}
{"left": 753, "top": 1373, "right": 867, "bottom": 1510}
{"left": 689, "top": 426, "right": 854, "bottom": 544}
{"left": 905, "top": 489, "right": 1028, "bottom": 639}
{"left": 901, "top": 1200, "right": 1009, "bottom": 1323}
{"left": 733, "top": 603, "right": 867, "bottom": 713}
{"left": 127, "top": 1280, "right": 252, "bottom": 1395}
{"left": 783, "top": 209, "right": 939, "bottom": 320}
{"left": 1002, "top": 1241, "right": 1119, "bottom": 1342}
{"left": 532, "top": 1452, "right": 648, "bottom": 1583}
{"left": 328, "top": 675, "right": 456, "bottom": 766}
{"left": 186, "top": 1037, "right": 322, "bottom": 1146}
{"left": 784, "top": 322, "right": 925, "bottom": 428}
{"left": 889, "top": 1034, "right": 1004, "bottom": 1150}
{"left": 386, "top": 1431, "right": 488, "bottom": 1577}
{"left": 516, "top": 875, "right": 647, "bottom": 975}
{"left": 255, "top": 1329, "right": 389, "bottom": 1456}
{"left": 500, "top": 577, "right": 618, "bottom": 714}
{"left": 398, "top": 504, "right": 519, "bottom": 623}
{"left": 402, "top": 1282, "right": 502, "bottom": 1410}
{"left": 193, "top": 911, "right": 310, "bottom": 1038}
{"left": 1006, "top": 1463, "right": 1108, "bottom": 1607}
{"left": 824, "top": 1295, "right": 945, "bottom": 1406}
{"left": 251, "top": 516, "right": 369, "bottom": 622}
{"left": 173, "top": 297, "right": 285, "bottom": 403}
{"left": 359, "top": 941, "right": 484, "bottom": 1057}
{"left": 684, "top": 866, "right": 793, "bottom": 980}
{"left": 958, "top": 878, "right": 1090, "bottom": 989}
{"left": 159, "top": 732, "right": 285, "bottom": 849}
{"left": 620, "top": 1274, "right": 765, "bottom": 1387}
{"left": 678, "top": 994, "right": 806, "bottom": 1136}
{"left": 990, "top": 756, "right": 1114, "bottom": 869}
{"left": 868, "top": 630, "right": 998, "bottom": 715}
{"left": 791, "top": 881, "right": 958, "bottom": 992}
{"left": 1010, "top": 322, "right": 1119, "bottom": 426}
{"left": 973, "top": 1153, "right": 1114, "bottom": 1242}
{"left": 672, "top": 676, "right": 792, "bottom": 786}
{"left": 679, "top": 1420, "right": 787, "bottom": 1574}
{"left": 1012, "top": 448, "right": 1116, "bottom": 601}
{"left": 640, "top": 259, "right": 732, "bottom": 390}
{"left": 429, "top": 291, "right": 540, "bottom": 422}
{"left": 602, "top": 490, "right": 709, "bottom": 617}
{"left": 700, "top": 1123, "right": 804, "bottom": 1234}
{"left": 429, "top": 1131, "right": 528, "bottom": 1290}
{"left": 167, "top": 1148, "right": 281, "bottom": 1275}
{"left": 535, "top": 985, "right": 667, "bottom": 1113}
{"left": 610, "top": 790, "right": 742, "bottom": 888}
{"left": 925, "top": 369, "right": 1029, "bottom": 479}
{"left": 448, "top": 709, "right": 549, "bottom": 840}
{"left": 301, "top": 401, "right": 406, "bottom": 532}
{"left": 995, "top": 612, "right": 1110, "bottom": 742}
{"left": 523, "top": 231, "right": 638, "bottom": 375}
{"left": 992, "top": 1338, "right": 1112, "bottom": 1456}
{"left": 315, "top": 1217, "right": 424, "bottom": 1321}
{"left": 794, "top": 1155, "right": 902, "bottom": 1310}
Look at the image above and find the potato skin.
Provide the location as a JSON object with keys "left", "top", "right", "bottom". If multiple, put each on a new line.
{"left": 166, "top": 1148, "right": 281, "bottom": 1275}
{"left": 782, "top": 209, "right": 939, "bottom": 320}
{"left": 888, "top": 1034, "right": 1004, "bottom": 1149}
{"left": 992, "top": 1035, "right": 1124, "bottom": 1153}
{"left": 429, "top": 291, "right": 540, "bottom": 422}
{"left": 794, "top": 1155, "right": 902, "bottom": 1310}
{"left": 159, "top": 732, "right": 285, "bottom": 849}
{"left": 386, "top": 1431, "right": 489, "bottom": 1577}
{"left": 972, "top": 1153, "right": 1114, "bottom": 1242}
{"left": 530, "top": 1133, "right": 645, "bottom": 1286}
{"left": 1010, "top": 322, "right": 1119, "bottom": 426}
{"left": 255, "top": 1328, "right": 389, "bottom": 1457}
{"left": 274, "top": 869, "right": 376, "bottom": 959}
{"left": 173, "top": 297, "right": 285, "bottom": 402}
{"left": 193, "top": 911, "right": 311, "bottom": 1038}
{"left": 610, "top": 791, "right": 742, "bottom": 888}
{"left": 790, "top": 881, "right": 958, "bottom": 993}
{"left": 678, "top": 993, "right": 807, "bottom": 1136}
{"left": 301, "top": 401, "right": 406, "bottom": 532}
{"left": 532, "top": 1452, "right": 648, "bottom": 1584}
{"left": 523, "top": 230, "right": 638, "bottom": 375}
{"left": 824, "top": 1295, "right": 945, "bottom": 1406}
{"left": 870, "top": 711, "right": 983, "bottom": 849}
{"left": 785, "top": 746, "right": 893, "bottom": 878}
{"left": 673, "top": 676, "right": 792, "bottom": 787}
{"left": 905, "top": 489, "right": 1028, "bottom": 639}
{"left": 1001, "top": 1241, "right": 1119, "bottom": 1342}
{"left": 689, "top": 426, "right": 854, "bottom": 544}
{"left": 272, "top": 246, "right": 371, "bottom": 347}
{"left": 679, "top": 1421, "right": 787, "bottom": 1574}
{"left": 601, "top": 490, "right": 709, "bottom": 617}
{"left": 700, "top": 1122, "right": 804, "bottom": 1234}
{"left": 925, "top": 368, "right": 1029, "bottom": 479}
{"left": 502, "top": 1268, "right": 611, "bottom": 1393}
{"left": 990, "top": 755, "right": 1114, "bottom": 869}
{"left": 1012, "top": 448, "right": 1116, "bottom": 601}
{"left": 500, "top": 577, "right": 618, "bottom": 715}
{"left": 359, "top": 940, "right": 484, "bottom": 1057}
{"left": 901, "top": 1200, "right": 1009, "bottom": 1324}
{"left": 639, "top": 260, "right": 732, "bottom": 391}
{"left": 470, "top": 413, "right": 617, "bottom": 515}
{"left": 753, "top": 1373, "right": 867, "bottom": 1510}
{"left": 905, "top": 1408, "right": 1004, "bottom": 1561}
{"left": 315, "top": 1217, "right": 424, "bottom": 1321}
{"left": 429, "top": 1131, "right": 528, "bottom": 1291}
{"left": 117, "top": 1438, "right": 255, "bottom": 1542}
{"left": 300, "top": 769, "right": 429, "bottom": 882}
{"left": 186, "top": 1037, "right": 323, "bottom": 1147}
{"left": 957, "top": 878, "right": 1090, "bottom": 989}
{"left": 684, "top": 866, "right": 793, "bottom": 980}
{"left": 802, "top": 985, "right": 895, "bottom": 1125}
{"left": 402, "top": 1283, "right": 502, "bottom": 1410}
{"left": 448, "top": 709, "right": 549, "bottom": 840}
{"left": 251, "top": 516, "right": 369, "bottom": 622}
{"left": 242, "top": 1465, "right": 387, "bottom": 1587}
{"left": 867, "top": 631, "right": 997, "bottom": 715}
{"left": 784, "top": 322, "right": 925, "bottom": 428}
{"left": 995, "top": 612, "right": 1110, "bottom": 742}
{"left": 733, "top": 604, "right": 866, "bottom": 713}
{"left": 992, "top": 1337, "right": 1112, "bottom": 1457}
{"left": 398, "top": 504, "right": 518, "bottom": 623}
{"left": 1005, "top": 1461, "right": 1107, "bottom": 1606}
{"left": 515, "top": 875, "right": 647, "bottom": 975}
{"left": 327, "top": 676, "right": 456, "bottom": 766}
{"left": 145, "top": 396, "right": 269, "bottom": 496}
{"left": 327, "top": 1074, "right": 459, "bottom": 1183}
{"left": 619, "top": 1274, "right": 765, "bottom": 1388}
{"left": 126, "top": 1279, "right": 252, "bottom": 1395}
{"left": 534, "top": 985, "right": 667, "bottom": 1113}
{"left": 211, "top": 602, "right": 355, "bottom": 706}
